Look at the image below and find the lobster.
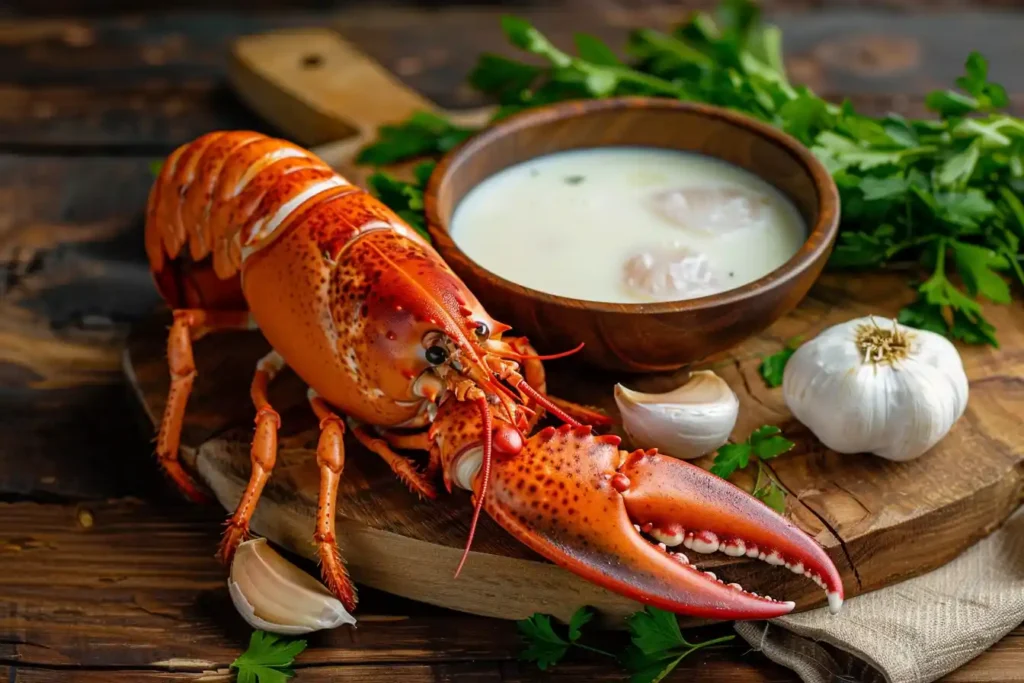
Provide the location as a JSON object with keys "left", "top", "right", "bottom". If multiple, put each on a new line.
{"left": 145, "top": 131, "right": 844, "bottom": 619}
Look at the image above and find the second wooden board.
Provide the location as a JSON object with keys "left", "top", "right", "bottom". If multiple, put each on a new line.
{"left": 123, "top": 269, "right": 1024, "bottom": 624}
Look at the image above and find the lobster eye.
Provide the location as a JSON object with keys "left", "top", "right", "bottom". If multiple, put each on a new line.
{"left": 474, "top": 322, "right": 489, "bottom": 339}
{"left": 425, "top": 345, "right": 449, "bottom": 365}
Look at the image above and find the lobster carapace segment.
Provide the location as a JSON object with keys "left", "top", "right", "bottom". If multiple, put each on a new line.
{"left": 144, "top": 131, "right": 844, "bottom": 619}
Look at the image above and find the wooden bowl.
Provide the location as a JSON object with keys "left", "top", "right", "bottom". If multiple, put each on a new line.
{"left": 424, "top": 98, "right": 840, "bottom": 372}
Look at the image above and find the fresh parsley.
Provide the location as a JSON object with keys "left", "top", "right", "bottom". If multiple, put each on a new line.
{"left": 231, "top": 630, "right": 307, "bottom": 683}
{"left": 758, "top": 336, "right": 802, "bottom": 388}
{"left": 359, "top": 0, "right": 1024, "bottom": 347}
{"left": 517, "top": 605, "right": 733, "bottom": 681}
{"left": 710, "top": 425, "right": 794, "bottom": 513}
{"left": 357, "top": 112, "right": 474, "bottom": 166}
{"left": 623, "top": 607, "right": 735, "bottom": 683}
{"left": 366, "top": 161, "right": 436, "bottom": 241}
{"left": 518, "top": 606, "right": 612, "bottom": 669}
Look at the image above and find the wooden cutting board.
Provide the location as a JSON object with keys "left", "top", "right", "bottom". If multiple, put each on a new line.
{"left": 123, "top": 28, "right": 1024, "bottom": 624}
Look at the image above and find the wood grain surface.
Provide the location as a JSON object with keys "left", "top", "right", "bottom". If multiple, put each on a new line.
{"left": 2, "top": 2, "right": 1023, "bottom": 681}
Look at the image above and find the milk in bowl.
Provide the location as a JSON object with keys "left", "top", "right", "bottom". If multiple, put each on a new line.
{"left": 448, "top": 146, "right": 807, "bottom": 304}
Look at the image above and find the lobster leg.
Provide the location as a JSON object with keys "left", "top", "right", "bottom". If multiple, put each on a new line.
{"left": 217, "top": 350, "right": 284, "bottom": 566}
{"left": 350, "top": 422, "right": 437, "bottom": 500}
{"left": 377, "top": 431, "right": 440, "bottom": 481}
{"left": 157, "top": 308, "right": 252, "bottom": 502}
{"left": 378, "top": 431, "right": 432, "bottom": 451}
{"left": 309, "top": 390, "right": 358, "bottom": 612}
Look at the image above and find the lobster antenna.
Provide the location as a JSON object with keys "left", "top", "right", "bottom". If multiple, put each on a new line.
{"left": 454, "top": 396, "right": 492, "bottom": 578}
{"left": 516, "top": 380, "right": 582, "bottom": 427}
{"left": 497, "top": 341, "right": 585, "bottom": 362}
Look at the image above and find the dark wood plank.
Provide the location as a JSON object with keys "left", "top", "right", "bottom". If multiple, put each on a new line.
{"left": 0, "top": 83, "right": 277, "bottom": 154}
{"left": 1, "top": 8, "right": 1023, "bottom": 151}
{"left": 0, "top": 499, "right": 778, "bottom": 680}
{"left": 2, "top": 0, "right": 1023, "bottom": 17}
{"left": 0, "top": 500, "right": 515, "bottom": 669}
{"left": 0, "top": 660, "right": 798, "bottom": 683}
{"left": 0, "top": 155, "right": 161, "bottom": 499}
{"left": 0, "top": 502, "right": 1020, "bottom": 681}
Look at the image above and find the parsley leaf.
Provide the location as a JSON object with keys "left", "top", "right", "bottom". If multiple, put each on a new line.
{"left": 906, "top": 241, "right": 1002, "bottom": 347}
{"left": 357, "top": 112, "right": 474, "bottom": 166}
{"left": 366, "top": 161, "right": 436, "bottom": 241}
{"left": 231, "top": 631, "right": 307, "bottom": 683}
{"left": 627, "top": 605, "right": 688, "bottom": 655}
{"left": 518, "top": 613, "right": 571, "bottom": 670}
{"left": 758, "top": 337, "right": 802, "bottom": 387}
{"left": 951, "top": 240, "right": 1011, "bottom": 303}
{"left": 711, "top": 425, "right": 794, "bottom": 512}
{"left": 955, "top": 51, "right": 1009, "bottom": 111}
{"left": 624, "top": 606, "right": 735, "bottom": 683}
{"left": 711, "top": 424, "right": 794, "bottom": 479}
{"left": 518, "top": 605, "right": 733, "bottom": 680}
{"left": 574, "top": 33, "right": 622, "bottom": 66}
{"left": 751, "top": 463, "right": 788, "bottom": 514}
{"left": 518, "top": 606, "right": 610, "bottom": 670}
{"left": 749, "top": 425, "right": 795, "bottom": 460}
{"left": 626, "top": 651, "right": 688, "bottom": 683}
{"left": 709, "top": 443, "right": 751, "bottom": 480}
{"left": 754, "top": 480, "right": 787, "bottom": 513}
{"left": 568, "top": 604, "right": 595, "bottom": 641}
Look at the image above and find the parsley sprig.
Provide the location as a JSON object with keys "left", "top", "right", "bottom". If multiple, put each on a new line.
{"left": 621, "top": 607, "right": 736, "bottom": 683}
{"left": 518, "top": 605, "right": 734, "bottom": 682}
{"left": 710, "top": 425, "right": 794, "bottom": 513}
{"left": 360, "top": 0, "right": 1024, "bottom": 347}
{"left": 758, "top": 336, "right": 802, "bottom": 387}
{"left": 366, "top": 160, "right": 435, "bottom": 240}
{"left": 518, "top": 606, "right": 613, "bottom": 669}
{"left": 357, "top": 112, "right": 474, "bottom": 166}
{"left": 231, "top": 630, "right": 307, "bottom": 683}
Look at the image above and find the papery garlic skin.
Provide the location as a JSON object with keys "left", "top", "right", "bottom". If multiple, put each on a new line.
{"left": 614, "top": 370, "right": 739, "bottom": 460}
{"left": 782, "top": 316, "right": 968, "bottom": 462}
{"left": 229, "top": 537, "right": 356, "bottom": 634}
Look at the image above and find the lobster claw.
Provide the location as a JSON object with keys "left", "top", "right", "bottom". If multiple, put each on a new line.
{"left": 483, "top": 426, "right": 844, "bottom": 620}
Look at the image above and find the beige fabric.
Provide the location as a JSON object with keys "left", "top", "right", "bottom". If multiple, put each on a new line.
{"left": 735, "top": 506, "right": 1024, "bottom": 683}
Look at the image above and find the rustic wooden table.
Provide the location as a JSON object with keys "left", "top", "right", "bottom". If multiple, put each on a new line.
{"left": 2, "top": 1, "right": 1022, "bottom": 681}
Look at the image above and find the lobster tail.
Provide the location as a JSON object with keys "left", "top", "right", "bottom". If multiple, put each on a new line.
{"left": 144, "top": 131, "right": 345, "bottom": 310}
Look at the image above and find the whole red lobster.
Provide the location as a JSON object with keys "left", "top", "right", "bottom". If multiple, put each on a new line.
{"left": 146, "top": 131, "right": 844, "bottom": 618}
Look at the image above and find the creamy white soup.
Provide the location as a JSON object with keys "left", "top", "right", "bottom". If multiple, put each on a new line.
{"left": 449, "top": 146, "right": 807, "bottom": 304}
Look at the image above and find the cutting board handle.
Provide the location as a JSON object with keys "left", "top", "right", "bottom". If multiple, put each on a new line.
{"left": 229, "top": 28, "right": 439, "bottom": 148}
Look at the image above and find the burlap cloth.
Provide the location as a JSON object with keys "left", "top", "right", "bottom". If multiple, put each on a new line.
{"left": 735, "top": 506, "right": 1024, "bottom": 683}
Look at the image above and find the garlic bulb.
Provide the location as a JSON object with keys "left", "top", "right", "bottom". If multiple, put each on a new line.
{"left": 782, "top": 316, "right": 968, "bottom": 462}
{"left": 614, "top": 370, "right": 739, "bottom": 459}
{"left": 229, "top": 537, "right": 356, "bottom": 634}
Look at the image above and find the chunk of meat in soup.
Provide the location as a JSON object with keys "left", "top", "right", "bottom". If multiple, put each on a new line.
{"left": 623, "top": 246, "right": 720, "bottom": 301}
{"left": 651, "top": 187, "right": 769, "bottom": 234}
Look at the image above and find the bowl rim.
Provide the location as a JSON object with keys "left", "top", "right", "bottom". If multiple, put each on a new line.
{"left": 424, "top": 96, "right": 840, "bottom": 315}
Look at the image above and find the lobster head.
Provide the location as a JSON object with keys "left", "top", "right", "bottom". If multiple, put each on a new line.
{"left": 430, "top": 397, "right": 845, "bottom": 620}
{"left": 347, "top": 229, "right": 533, "bottom": 427}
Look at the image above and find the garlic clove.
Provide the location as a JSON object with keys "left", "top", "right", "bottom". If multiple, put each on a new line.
{"left": 229, "top": 537, "right": 356, "bottom": 634}
{"left": 614, "top": 370, "right": 739, "bottom": 460}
